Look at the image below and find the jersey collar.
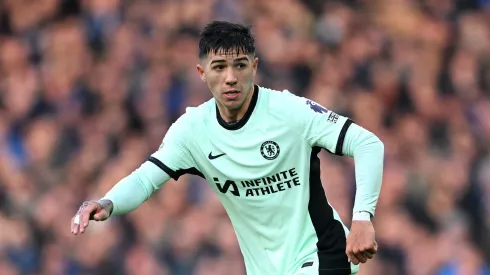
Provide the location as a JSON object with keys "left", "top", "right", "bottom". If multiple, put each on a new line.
{"left": 216, "top": 84, "right": 259, "bottom": 131}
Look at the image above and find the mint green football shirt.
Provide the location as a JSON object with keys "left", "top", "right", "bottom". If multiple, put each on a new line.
{"left": 150, "top": 85, "right": 359, "bottom": 275}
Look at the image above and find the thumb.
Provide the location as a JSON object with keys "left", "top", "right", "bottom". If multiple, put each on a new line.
{"left": 93, "top": 209, "right": 109, "bottom": 221}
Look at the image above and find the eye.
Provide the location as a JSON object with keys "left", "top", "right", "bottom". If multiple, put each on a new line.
{"left": 236, "top": 63, "right": 247, "bottom": 69}
{"left": 214, "top": 65, "right": 225, "bottom": 71}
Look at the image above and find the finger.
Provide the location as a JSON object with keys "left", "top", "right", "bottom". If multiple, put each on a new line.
{"left": 93, "top": 210, "right": 108, "bottom": 221}
{"left": 365, "top": 246, "right": 377, "bottom": 255}
{"left": 80, "top": 204, "right": 97, "bottom": 233}
{"left": 363, "top": 250, "right": 375, "bottom": 259}
{"left": 71, "top": 217, "right": 76, "bottom": 234}
{"left": 93, "top": 212, "right": 102, "bottom": 221}
{"left": 354, "top": 252, "right": 368, "bottom": 263}
{"left": 352, "top": 248, "right": 365, "bottom": 264}
{"left": 72, "top": 214, "right": 81, "bottom": 235}
{"left": 79, "top": 211, "right": 90, "bottom": 233}
{"left": 345, "top": 245, "right": 352, "bottom": 262}
{"left": 347, "top": 251, "right": 360, "bottom": 265}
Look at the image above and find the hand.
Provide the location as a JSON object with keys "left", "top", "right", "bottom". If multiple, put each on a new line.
{"left": 71, "top": 199, "right": 113, "bottom": 235}
{"left": 345, "top": 220, "right": 378, "bottom": 265}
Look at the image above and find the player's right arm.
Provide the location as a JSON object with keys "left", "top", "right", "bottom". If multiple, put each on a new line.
{"left": 71, "top": 113, "right": 198, "bottom": 235}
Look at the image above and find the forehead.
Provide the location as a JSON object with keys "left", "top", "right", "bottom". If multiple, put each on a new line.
{"left": 205, "top": 49, "right": 251, "bottom": 63}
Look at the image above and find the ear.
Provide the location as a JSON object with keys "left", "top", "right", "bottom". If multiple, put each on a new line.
{"left": 252, "top": 57, "right": 259, "bottom": 77}
{"left": 196, "top": 64, "right": 206, "bottom": 82}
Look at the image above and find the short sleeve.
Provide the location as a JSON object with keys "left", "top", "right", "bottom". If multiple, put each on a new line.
{"left": 285, "top": 92, "right": 353, "bottom": 155}
{"left": 149, "top": 115, "right": 204, "bottom": 180}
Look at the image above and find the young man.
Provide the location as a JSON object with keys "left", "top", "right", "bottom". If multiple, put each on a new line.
{"left": 71, "top": 21, "right": 384, "bottom": 275}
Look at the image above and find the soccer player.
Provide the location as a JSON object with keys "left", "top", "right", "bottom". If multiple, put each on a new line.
{"left": 71, "top": 21, "right": 384, "bottom": 275}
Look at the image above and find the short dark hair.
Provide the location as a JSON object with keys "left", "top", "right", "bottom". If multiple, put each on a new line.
{"left": 198, "top": 21, "right": 255, "bottom": 59}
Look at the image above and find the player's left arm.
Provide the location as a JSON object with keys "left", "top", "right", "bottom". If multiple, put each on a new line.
{"left": 301, "top": 105, "right": 383, "bottom": 219}
{"left": 339, "top": 121, "right": 383, "bottom": 266}
{"left": 290, "top": 97, "right": 384, "bottom": 211}
{"left": 288, "top": 94, "right": 383, "bottom": 265}
{"left": 339, "top": 123, "right": 384, "bottom": 218}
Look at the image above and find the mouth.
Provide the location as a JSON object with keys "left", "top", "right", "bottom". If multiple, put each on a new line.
{"left": 223, "top": 90, "right": 240, "bottom": 100}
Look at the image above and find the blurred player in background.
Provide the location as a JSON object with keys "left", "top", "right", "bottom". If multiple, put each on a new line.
{"left": 71, "top": 21, "right": 384, "bottom": 275}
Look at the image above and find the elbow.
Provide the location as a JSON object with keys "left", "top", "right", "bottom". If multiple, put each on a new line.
{"left": 371, "top": 136, "right": 385, "bottom": 160}
{"left": 374, "top": 136, "right": 384, "bottom": 154}
{"left": 352, "top": 133, "right": 384, "bottom": 157}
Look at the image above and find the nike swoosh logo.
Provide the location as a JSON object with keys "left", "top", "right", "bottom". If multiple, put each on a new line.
{"left": 208, "top": 152, "right": 226, "bottom": 160}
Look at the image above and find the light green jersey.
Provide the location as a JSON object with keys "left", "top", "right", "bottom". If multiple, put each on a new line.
{"left": 145, "top": 85, "right": 380, "bottom": 275}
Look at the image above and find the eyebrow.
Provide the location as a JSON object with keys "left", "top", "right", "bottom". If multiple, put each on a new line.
{"left": 210, "top": 57, "right": 249, "bottom": 65}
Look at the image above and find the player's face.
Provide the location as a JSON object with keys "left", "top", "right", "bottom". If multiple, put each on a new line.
{"left": 197, "top": 50, "right": 258, "bottom": 110}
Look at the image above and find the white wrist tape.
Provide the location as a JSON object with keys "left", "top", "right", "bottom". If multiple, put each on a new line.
{"left": 352, "top": 211, "right": 371, "bottom": 221}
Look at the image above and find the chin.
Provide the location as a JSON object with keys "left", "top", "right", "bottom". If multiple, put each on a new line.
{"left": 226, "top": 102, "right": 242, "bottom": 110}
{"left": 220, "top": 96, "right": 241, "bottom": 108}
{"left": 222, "top": 100, "right": 243, "bottom": 110}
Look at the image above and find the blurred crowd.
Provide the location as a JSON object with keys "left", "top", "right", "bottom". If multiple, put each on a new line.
{"left": 1, "top": 0, "right": 490, "bottom": 274}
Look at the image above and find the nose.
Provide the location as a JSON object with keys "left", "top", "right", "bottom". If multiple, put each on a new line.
{"left": 225, "top": 67, "right": 237, "bottom": 86}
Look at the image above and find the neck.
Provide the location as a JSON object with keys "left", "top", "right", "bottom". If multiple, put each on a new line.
{"left": 217, "top": 85, "right": 255, "bottom": 124}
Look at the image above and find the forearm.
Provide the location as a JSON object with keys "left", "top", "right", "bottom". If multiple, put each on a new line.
{"left": 101, "top": 161, "right": 171, "bottom": 215}
{"left": 342, "top": 123, "right": 384, "bottom": 217}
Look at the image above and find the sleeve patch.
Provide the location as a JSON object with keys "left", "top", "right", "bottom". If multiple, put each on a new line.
{"left": 327, "top": 112, "right": 339, "bottom": 123}
{"left": 306, "top": 100, "right": 329, "bottom": 114}
{"left": 306, "top": 99, "right": 339, "bottom": 123}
